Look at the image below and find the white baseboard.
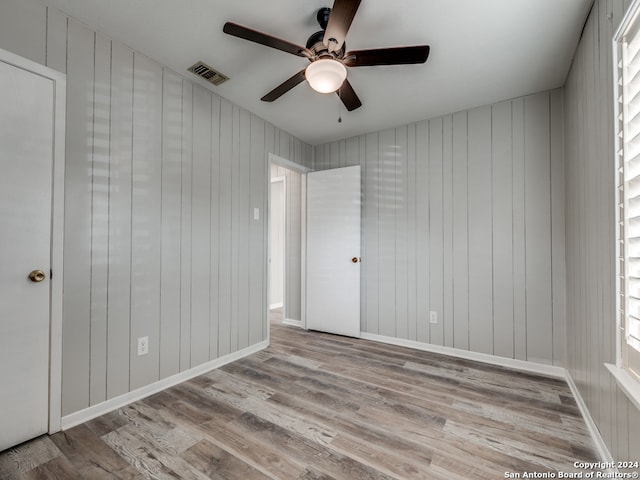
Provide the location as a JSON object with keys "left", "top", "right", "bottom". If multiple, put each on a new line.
{"left": 359, "top": 332, "right": 566, "bottom": 379}
{"left": 564, "top": 371, "right": 614, "bottom": 464}
{"left": 61, "top": 340, "right": 269, "bottom": 430}
{"left": 282, "top": 318, "right": 303, "bottom": 328}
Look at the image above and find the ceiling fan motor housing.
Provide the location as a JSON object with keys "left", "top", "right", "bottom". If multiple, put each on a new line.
{"left": 306, "top": 30, "right": 344, "bottom": 59}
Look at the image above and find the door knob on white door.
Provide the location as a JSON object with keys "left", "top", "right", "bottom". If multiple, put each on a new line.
{"left": 28, "top": 270, "right": 46, "bottom": 282}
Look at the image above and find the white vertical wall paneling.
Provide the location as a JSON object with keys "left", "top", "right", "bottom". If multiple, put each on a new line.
{"left": 230, "top": 105, "right": 241, "bottom": 353}
{"left": 107, "top": 42, "right": 133, "bottom": 397}
{"left": 407, "top": 124, "right": 418, "bottom": 342}
{"left": 218, "top": 99, "right": 233, "bottom": 357}
{"left": 358, "top": 135, "right": 367, "bottom": 332}
{"left": 45, "top": 7, "right": 67, "bottom": 73}
{"left": 452, "top": 112, "right": 469, "bottom": 350}
{"left": 314, "top": 91, "right": 565, "bottom": 366}
{"left": 442, "top": 115, "right": 454, "bottom": 348}
{"left": 321, "top": 143, "right": 330, "bottom": 170}
{"left": 467, "top": 105, "right": 493, "bottom": 355}
{"left": 314, "top": 145, "right": 322, "bottom": 170}
{"left": 575, "top": 32, "right": 588, "bottom": 392}
{"left": 594, "top": 4, "right": 611, "bottom": 425}
{"left": 378, "top": 129, "right": 397, "bottom": 338}
{"left": 62, "top": 19, "right": 94, "bottom": 415}
{"left": 250, "top": 115, "right": 266, "bottom": 345}
{"left": 593, "top": 2, "right": 606, "bottom": 424}
{"left": 265, "top": 123, "right": 275, "bottom": 157}
{"left": 583, "top": 17, "right": 597, "bottom": 411}
{"left": 89, "top": 33, "right": 111, "bottom": 405}
{"left": 415, "top": 120, "right": 431, "bottom": 344}
{"left": 179, "top": 81, "right": 193, "bottom": 372}
{"left": 338, "top": 140, "right": 346, "bottom": 167}
{"left": 512, "top": 98, "right": 527, "bottom": 361}
{"left": 160, "top": 69, "right": 183, "bottom": 378}
{"left": 524, "top": 93, "right": 553, "bottom": 364}
{"left": 429, "top": 118, "right": 444, "bottom": 346}
{"left": 346, "top": 137, "right": 359, "bottom": 167}
{"left": 550, "top": 89, "right": 566, "bottom": 367}
{"left": 292, "top": 138, "right": 300, "bottom": 166}
{"left": 278, "top": 130, "right": 289, "bottom": 160}
{"left": 190, "top": 86, "right": 212, "bottom": 367}
{"left": 578, "top": 31, "right": 589, "bottom": 395}
{"left": 0, "top": 0, "right": 313, "bottom": 418}
{"left": 395, "top": 126, "right": 409, "bottom": 340}
{"left": 130, "top": 53, "right": 163, "bottom": 390}
{"left": 331, "top": 142, "right": 340, "bottom": 170}
{"left": 209, "top": 95, "right": 221, "bottom": 361}
{"left": 564, "top": 0, "right": 640, "bottom": 463}
{"left": 313, "top": 145, "right": 323, "bottom": 170}
{"left": 238, "top": 109, "right": 251, "bottom": 349}
{"left": 264, "top": 123, "right": 275, "bottom": 340}
{"left": 324, "top": 143, "right": 332, "bottom": 170}
{"left": 597, "top": 0, "right": 616, "bottom": 447}
{"left": 364, "top": 133, "right": 380, "bottom": 334}
{"left": 491, "top": 100, "right": 515, "bottom": 359}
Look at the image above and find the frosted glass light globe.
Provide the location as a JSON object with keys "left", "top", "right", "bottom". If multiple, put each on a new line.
{"left": 305, "top": 59, "right": 347, "bottom": 94}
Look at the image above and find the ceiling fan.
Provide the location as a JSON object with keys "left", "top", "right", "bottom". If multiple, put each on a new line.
{"left": 223, "top": 0, "right": 430, "bottom": 112}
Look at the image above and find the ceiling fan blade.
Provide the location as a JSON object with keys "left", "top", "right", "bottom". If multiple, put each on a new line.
{"left": 261, "top": 69, "right": 307, "bottom": 102}
{"left": 337, "top": 80, "right": 362, "bottom": 111}
{"left": 344, "top": 46, "right": 430, "bottom": 67}
{"left": 323, "top": 0, "right": 362, "bottom": 53}
{"left": 224, "top": 22, "right": 312, "bottom": 58}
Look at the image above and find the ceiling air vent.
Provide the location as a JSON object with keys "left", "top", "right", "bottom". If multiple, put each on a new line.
{"left": 187, "top": 61, "right": 229, "bottom": 86}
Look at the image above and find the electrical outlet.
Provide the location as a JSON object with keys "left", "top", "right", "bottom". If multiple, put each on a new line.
{"left": 137, "top": 336, "right": 149, "bottom": 356}
{"left": 429, "top": 311, "right": 438, "bottom": 324}
{"left": 253, "top": 207, "right": 260, "bottom": 220}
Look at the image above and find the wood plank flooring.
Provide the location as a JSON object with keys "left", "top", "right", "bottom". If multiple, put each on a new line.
{"left": 0, "top": 310, "right": 599, "bottom": 479}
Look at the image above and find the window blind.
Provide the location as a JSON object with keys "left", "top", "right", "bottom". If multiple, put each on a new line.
{"left": 618, "top": 13, "right": 640, "bottom": 381}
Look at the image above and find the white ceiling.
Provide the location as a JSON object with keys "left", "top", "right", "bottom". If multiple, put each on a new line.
{"left": 43, "top": 0, "right": 592, "bottom": 145}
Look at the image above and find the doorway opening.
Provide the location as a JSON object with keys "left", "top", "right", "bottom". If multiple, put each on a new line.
{"left": 267, "top": 153, "right": 310, "bottom": 331}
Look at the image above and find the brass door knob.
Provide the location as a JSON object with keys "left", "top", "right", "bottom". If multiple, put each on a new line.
{"left": 352, "top": 257, "right": 359, "bottom": 263}
{"left": 29, "top": 270, "right": 46, "bottom": 282}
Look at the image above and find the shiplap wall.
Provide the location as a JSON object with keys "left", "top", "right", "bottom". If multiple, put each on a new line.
{"left": 564, "top": 0, "right": 640, "bottom": 462}
{"left": 0, "top": 0, "right": 312, "bottom": 416}
{"left": 314, "top": 90, "right": 565, "bottom": 366}
{"left": 270, "top": 165, "right": 303, "bottom": 321}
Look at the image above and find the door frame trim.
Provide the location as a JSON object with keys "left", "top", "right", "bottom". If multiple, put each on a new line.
{"left": 0, "top": 47, "right": 66, "bottom": 434}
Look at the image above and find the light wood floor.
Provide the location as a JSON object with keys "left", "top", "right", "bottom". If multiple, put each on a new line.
{"left": 1, "top": 310, "right": 599, "bottom": 479}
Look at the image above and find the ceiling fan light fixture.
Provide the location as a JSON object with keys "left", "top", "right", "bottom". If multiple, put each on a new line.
{"left": 305, "top": 58, "right": 347, "bottom": 94}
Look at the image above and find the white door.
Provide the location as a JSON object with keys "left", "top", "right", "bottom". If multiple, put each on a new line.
{"left": 0, "top": 58, "right": 55, "bottom": 450}
{"left": 306, "top": 165, "right": 361, "bottom": 337}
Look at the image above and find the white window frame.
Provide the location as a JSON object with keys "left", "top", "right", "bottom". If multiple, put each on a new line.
{"left": 610, "top": 0, "right": 640, "bottom": 411}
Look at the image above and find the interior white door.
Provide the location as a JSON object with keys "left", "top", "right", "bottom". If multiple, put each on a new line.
{"left": 306, "top": 165, "right": 361, "bottom": 337}
{"left": 0, "top": 58, "right": 55, "bottom": 451}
